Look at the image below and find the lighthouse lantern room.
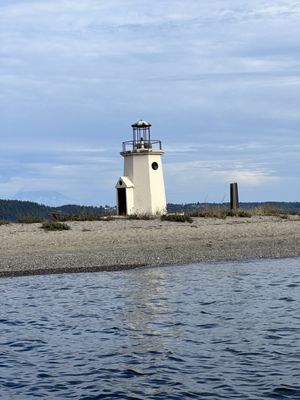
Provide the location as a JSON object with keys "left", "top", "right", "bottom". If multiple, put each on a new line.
{"left": 115, "top": 120, "right": 167, "bottom": 216}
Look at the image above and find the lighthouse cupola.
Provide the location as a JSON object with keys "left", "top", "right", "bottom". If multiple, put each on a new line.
{"left": 132, "top": 120, "right": 152, "bottom": 150}
{"left": 115, "top": 120, "right": 167, "bottom": 216}
{"left": 121, "top": 119, "right": 163, "bottom": 154}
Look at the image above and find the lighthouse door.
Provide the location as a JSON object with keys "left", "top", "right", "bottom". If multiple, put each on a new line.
{"left": 118, "top": 188, "right": 127, "bottom": 215}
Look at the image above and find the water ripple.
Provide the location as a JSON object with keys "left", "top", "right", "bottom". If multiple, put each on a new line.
{"left": 0, "top": 257, "right": 300, "bottom": 399}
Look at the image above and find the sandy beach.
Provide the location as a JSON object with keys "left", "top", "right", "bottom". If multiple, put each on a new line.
{"left": 1, "top": 216, "right": 300, "bottom": 278}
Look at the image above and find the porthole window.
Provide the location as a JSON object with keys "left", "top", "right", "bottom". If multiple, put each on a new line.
{"left": 119, "top": 180, "right": 123, "bottom": 186}
{"left": 152, "top": 162, "right": 159, "bottom": 170}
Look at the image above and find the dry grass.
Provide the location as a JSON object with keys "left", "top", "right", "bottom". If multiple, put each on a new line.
{"left": 127, "top": 213, "right": 154, "bottom": 220}
{"left": 252, "top": 205, "right": 300, "bottom": 218}
{"left": 233, "top": 209, "right": 253, "bottom": 218}
{"left": 52, "top": 213, "right": 113, "bottom": 222}
{"left": 188, "top": 206, "right": 229, "bottom": 219}
{"left": 0, "top": 221, "right": 10, "bottom": 226}
{"left": 161, "top": 214, "right": 193, "bottom": 223}
{"left": 18, "top": 215, "right": 46, "bottom": 223}
{"left": 187, "top": 205, "right": 300, "bottom": 219}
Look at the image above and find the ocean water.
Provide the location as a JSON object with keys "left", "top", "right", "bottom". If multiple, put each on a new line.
{"left": 1, "top": 258, "right": 300, "bottom": 399}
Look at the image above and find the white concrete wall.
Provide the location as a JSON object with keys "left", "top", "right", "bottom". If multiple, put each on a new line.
{"left": 126, "top": 187, "right": 134, "bottom": 215}
{"left": 123, "top": 152, "right": 166, "bottom": 215}
{"left": 148, "top": 154, "right": 167, "bottom": 215}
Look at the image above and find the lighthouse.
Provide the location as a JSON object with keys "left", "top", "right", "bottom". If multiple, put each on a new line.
{"left": 116, "top": 120, "right": 167, "bottom": 216}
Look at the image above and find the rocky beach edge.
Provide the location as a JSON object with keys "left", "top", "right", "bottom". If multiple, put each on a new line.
{"left": 1, "top": 216, "right": 300, "bottom": 278}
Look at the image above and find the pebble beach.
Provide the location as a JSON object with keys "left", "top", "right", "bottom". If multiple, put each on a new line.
{"left": 1, "top": 216, "right": 300, "bottom": 278}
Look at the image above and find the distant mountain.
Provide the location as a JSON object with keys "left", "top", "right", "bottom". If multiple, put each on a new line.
{"left": 13, "top": 191, "right": 71, "bottom": 207}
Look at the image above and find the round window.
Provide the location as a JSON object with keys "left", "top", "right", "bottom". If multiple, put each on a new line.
{"left": 152, "top": 162, "right": 159, "bottom": 170}
{"left": 119, "top": 180, "right": 123, "bottom": 186}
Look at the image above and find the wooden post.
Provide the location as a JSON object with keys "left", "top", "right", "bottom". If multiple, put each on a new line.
{"left": 230, "top": 182, "right": 239, "bottom": 211}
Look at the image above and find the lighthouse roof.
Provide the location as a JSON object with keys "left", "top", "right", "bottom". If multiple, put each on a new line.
{"left": 131, "top": 119, "right": 151, "bottom": 128}
{"left": 115, "top": 176, "right": 134, "bottom": 189}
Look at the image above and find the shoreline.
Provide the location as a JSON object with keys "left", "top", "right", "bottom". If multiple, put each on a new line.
{"left": 1, "top": 216, "right": 300, "bottom": 278}
{"left": 1, "top": 256, "right": 300, "bottom": 279}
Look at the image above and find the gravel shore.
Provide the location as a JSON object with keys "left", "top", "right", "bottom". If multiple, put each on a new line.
{"left": 1, "top": 216, "right": 300, "bottom": 278}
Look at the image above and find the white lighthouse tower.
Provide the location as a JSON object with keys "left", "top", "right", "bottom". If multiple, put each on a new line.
{"left": 115, "top": 120, "right": 167, "bottom": 216}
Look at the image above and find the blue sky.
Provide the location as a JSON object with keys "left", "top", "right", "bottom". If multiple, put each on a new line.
{"left": 0, "top": 0, "right": 299, "bottom": 206}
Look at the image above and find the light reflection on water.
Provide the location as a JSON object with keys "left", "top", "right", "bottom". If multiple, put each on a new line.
{"left": 1, "top": 258, "right": 300, "bottom": 399}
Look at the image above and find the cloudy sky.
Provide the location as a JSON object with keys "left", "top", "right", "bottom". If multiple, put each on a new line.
{"left": 0, "top": 0, "right": 299, "bottom": 206}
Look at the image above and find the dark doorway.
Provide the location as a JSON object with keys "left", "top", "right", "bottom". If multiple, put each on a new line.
{"left": 118, "top": 188, "right": 127, "bottom": 215}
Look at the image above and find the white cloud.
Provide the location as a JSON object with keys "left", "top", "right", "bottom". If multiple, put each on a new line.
{"left": 211, "top": 168, "right": 280, "bottom": 187}
{"left": 0, "top": 0, "right": 299, "bottom": 203}
{"left": 166, "top": 158, "right": 279, "bottom": 183}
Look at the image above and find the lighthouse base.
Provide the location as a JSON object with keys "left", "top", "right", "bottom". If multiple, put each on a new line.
{"left": 115, "top": 175, "right": 166, "bottom": 216}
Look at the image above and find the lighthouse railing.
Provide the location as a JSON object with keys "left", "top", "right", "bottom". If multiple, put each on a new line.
{"left": 122, "top": 140, "right": 162, "bottom": 152}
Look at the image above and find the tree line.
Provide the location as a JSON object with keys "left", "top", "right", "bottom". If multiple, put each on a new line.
{"left": 0, "top": 200, "right": 109, "bottom": 222}
{"left": 1, "top": 199, "right": 300, "bottom": 222}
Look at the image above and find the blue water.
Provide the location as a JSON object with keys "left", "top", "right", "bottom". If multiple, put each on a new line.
{"left": 1, "top": 258, "right": 300, "bottom": 399}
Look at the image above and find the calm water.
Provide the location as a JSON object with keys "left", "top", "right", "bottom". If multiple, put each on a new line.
{"left": 1, "top": 258, "right": 300, "bottom": 399}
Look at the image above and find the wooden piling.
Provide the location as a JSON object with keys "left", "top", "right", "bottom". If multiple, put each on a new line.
{"left": 230, "top": 182, "right": 239, "bottom": 211}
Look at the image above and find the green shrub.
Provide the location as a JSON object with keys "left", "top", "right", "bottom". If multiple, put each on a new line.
{"left": 161, "top": 214, "right": 193, "bottom": 223}
{"left": 41, "top": 221, "right": 71, "bottom": 231}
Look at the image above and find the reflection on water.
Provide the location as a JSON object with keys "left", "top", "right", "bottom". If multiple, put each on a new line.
{"left": 1, "top": 258, "right": 300, "bottom": 399}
